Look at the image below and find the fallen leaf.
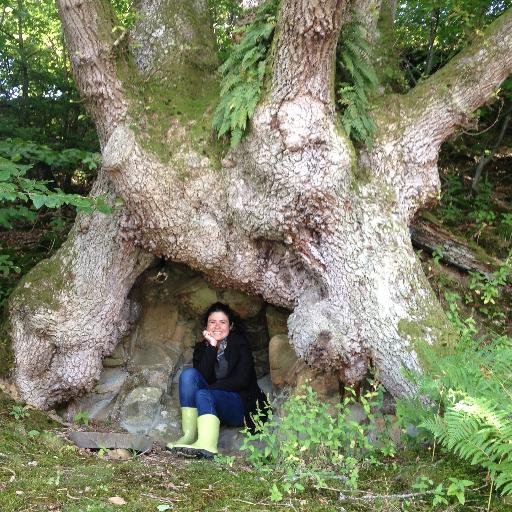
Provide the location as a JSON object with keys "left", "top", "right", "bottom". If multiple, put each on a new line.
{"left": 108, "top": 496, "right": 127, "bottom": 505}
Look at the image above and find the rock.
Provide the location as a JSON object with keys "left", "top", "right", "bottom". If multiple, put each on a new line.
{"left": 94, "top": 369, "right": 129, "bottom": 395}
{"left": 269, "top": 335, "right": 299, "bottom": 388}
{"left": 219, "top": 290, "right": 263, "bottom": 319}
{"left": 68, "top": 431, "right": 153, "bottom": 452}
{"left": 173, "top": 276, "right": 218, "bottom": 316}
{"left": 294, "top": 363, "right": 340, "bottom": 402}
{"left": 171, "top": 320, "right": 195, "bottom": 347}
{"left": 130, "top": 344, "right": 170, "bottom": 369}
{"left": 103, "top": 357, "right": 125, "bottom": 367}
{"left": 108, "top": 496, "right": 127, "bottom": 506}
{"left": 135, "top": 302, "right": 179, "bottom": 347}
{"left": 266, "top": 305, "right": 289, "bottom": 339}
{"left": 257, "top": 374, "right": 273, "bottom": 398}
{"left": 103, "top": 339, "right": 128, "bottom": 367}
{"left": 108, "top": 448, "right": 132, "bottom": 460}
{"left": 119, "top": 386, "right": 163, "bottom": 433}
{"left": 218, "top": 427, "right": 244, "bottom": 453}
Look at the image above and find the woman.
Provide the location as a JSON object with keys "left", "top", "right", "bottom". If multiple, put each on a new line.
{"left": 167, "top": 302, "right": 267, "bottom": 458}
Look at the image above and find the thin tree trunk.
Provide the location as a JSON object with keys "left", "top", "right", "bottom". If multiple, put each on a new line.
{"left": 16, "top": 0, "right": 29, "bottom": 124}
{"left": 424, "top": 7, "right": 440, "bottom": 77}
{"left": 472, "top": 102, "right": 512, "bottom": 192}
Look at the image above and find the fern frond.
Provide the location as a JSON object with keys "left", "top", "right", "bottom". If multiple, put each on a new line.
{"left": 213, "top": 0, "right": 278, "bottom": 146}
{"left": 336, "top": 17, "right": 378, "bottom": 146}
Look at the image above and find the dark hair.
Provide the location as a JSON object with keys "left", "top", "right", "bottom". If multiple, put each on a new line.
{"left": 203, "top": 302, "right": 238, "bottom": 330}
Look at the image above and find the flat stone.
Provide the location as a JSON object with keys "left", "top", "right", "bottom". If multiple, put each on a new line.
{"left": 103, "top": 357, "right": 125, "bottom": 367}
{"left": 131, "top": 344, "right": 172, "bottom": 368}
{"left": 68, "top": 431, "right": 153, "bottom": 452}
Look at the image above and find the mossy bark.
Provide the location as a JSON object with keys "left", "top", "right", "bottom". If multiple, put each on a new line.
{"left": 9, "top": 1, "right": 512, "bottom": 407}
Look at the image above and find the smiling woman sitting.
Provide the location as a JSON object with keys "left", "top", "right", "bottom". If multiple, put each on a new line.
{"left": 167, "top": 302, "right": 267, "bottom": 458}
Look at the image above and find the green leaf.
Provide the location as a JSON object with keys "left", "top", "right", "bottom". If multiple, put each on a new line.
{"left": 270, "top": 484, "right": 283, "bottom": 502}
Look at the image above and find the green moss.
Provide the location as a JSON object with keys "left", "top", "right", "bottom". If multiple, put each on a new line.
{"left": 349, "top": 164, "right": 371, "bottom": 191}
{"left": 9, "top": 241, "right": 74, "bottom": 312}
{"left": 397, "top": 268, "right": 460, "bottom": 371}
{"left": 116, "top": 0, "right": 227, "bottom": 167}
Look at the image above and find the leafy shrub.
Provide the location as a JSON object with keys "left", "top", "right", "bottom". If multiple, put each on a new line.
{"left": 397, "top": 292, "right": 512, "bottom": 496}
{"left": 241, "top": 382, "right": 395, "bottom": 500}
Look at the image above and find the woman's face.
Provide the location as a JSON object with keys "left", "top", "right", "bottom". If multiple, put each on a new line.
{"left": 206, "top": 311, "right": 231, "bottom": 342}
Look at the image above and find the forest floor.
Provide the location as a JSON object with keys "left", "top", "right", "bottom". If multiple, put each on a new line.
{"left": 0, "top": 158, "right": 511, "bottom": 512}
{"left": 0, "top": 389, "right": 504, "bottom": 512}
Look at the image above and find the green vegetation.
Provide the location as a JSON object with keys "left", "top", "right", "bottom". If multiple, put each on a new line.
{"left": 397, "top": 293, "right": 512, "bottom": 504}
{"left": 336, "top": 21, "right": 379, "bottom": 146}
{"left": 241, "top": 382, "right": 396, "bottom": 498}
{"left": 212, "top": 0, "right": 278, "bottom": 147}
{"left": 0, "top": 388, "right": 504, "bottom": 512}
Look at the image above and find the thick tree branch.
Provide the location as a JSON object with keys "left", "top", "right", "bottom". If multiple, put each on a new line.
{"left": 365, "top": 8, "right": 512, "bottom": 220}
{"left": 271, "top": 0, "right": 349, "bottom": 108}
{"left": 404, "top": 8, "right": 512, "bottom": 147}
{"left": 56, "top": 0, "right": 127, "bottom": 146}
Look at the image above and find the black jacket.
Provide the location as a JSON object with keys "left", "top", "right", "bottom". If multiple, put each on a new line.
{"left": 193, "top": 331, "right": 267, "bottom": 428}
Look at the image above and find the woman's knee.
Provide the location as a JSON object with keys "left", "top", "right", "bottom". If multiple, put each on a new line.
{"left": 179, "top": 367, "right": 200, "bottom": 387}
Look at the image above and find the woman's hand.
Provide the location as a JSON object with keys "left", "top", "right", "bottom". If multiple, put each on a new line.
{"left": 202, "top": 330, "right": 218, "bottom": 347}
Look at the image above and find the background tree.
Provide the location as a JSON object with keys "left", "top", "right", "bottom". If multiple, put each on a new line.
{"left": 7, "top": 0, "right": 512, "bottom": 408}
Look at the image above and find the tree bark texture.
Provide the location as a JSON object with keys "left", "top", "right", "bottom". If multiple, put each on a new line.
{"left": 9, "top": 0, "right": 512, "bottom": 408}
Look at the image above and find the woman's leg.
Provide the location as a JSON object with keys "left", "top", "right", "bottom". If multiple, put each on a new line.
{"left": 194, "top": 389, "right": 245, "bottom": 427}
{"left": 167, "top": 368, "right": 208, "bottom": 449}
{"left": 178, "top": 367, "right": 208, "bottom": 407}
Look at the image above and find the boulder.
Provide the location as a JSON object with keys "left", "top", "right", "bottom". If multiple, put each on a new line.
{"left": 119, "top": 386, "right": 163, "bottom": 434}
{"left": 269, "top": 334, "right": 299, "bottom": 388}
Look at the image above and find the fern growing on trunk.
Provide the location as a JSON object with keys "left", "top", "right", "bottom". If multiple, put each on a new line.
{"left": 213, "top": 3, "right": 379, "bottom": 148}
{"left": 212, "top": 0, "right": 278, "bottom": 147}
{"left": 336, "top": 21, "right": 379, "bottom": 146}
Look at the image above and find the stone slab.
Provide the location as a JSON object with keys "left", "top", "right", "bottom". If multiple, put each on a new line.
{"left": 68, "top": 431, "right": 153, "bottom": 452}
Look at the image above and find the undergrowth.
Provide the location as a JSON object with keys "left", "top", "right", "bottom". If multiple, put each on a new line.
{"left": 397, "top": 291, "right": 512, "bottom": 508}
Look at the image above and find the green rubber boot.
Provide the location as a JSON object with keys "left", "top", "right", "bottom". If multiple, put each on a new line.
{"left": 175, "top": 414, "right": 220, "bottom": 459}
{"left": 166, "top": 407, "right": 198, "bottom": 449}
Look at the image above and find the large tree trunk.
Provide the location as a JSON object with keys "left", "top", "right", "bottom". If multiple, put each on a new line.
{"left": 9, "top": 0, "right": 512, "bottom": 408}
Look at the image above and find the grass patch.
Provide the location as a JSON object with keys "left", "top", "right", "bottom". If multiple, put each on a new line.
{"left": 0, "top": 390, "right": 506, "bottom": 512}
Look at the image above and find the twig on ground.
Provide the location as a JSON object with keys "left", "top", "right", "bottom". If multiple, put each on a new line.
{"left": 338, "top": 490, "right": 435, "bottom": 502}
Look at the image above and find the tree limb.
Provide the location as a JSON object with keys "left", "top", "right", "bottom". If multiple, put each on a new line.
{"left": 271, "top": 0, "right": 349, "bottom": 107}
{"left": 405, "top": 8, "right": 512, "bottom": 148}
{"left": 55, "top": 0, "right": 127, "bottom": 146}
